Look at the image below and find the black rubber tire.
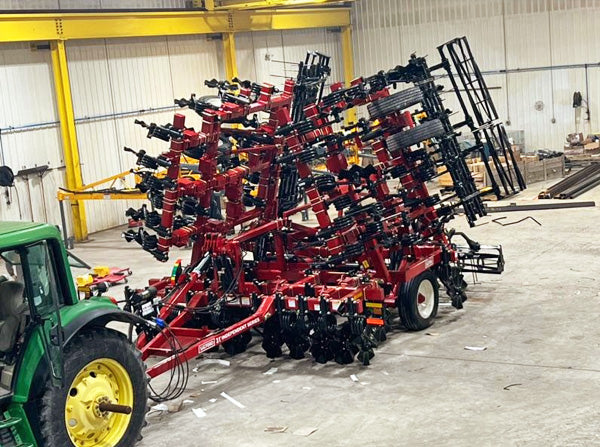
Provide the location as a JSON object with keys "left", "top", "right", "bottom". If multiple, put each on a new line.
{"left": 397, "top": 270, "right": 439, "bottom": 331}
{"left": 367, "top": 86, "right": 424, "bottom": 119}
{"left": 40, "top": 328, "right": 148, "bottom": 447}
{"left": 386, "top": 119, "right": 446, "bottom": 151}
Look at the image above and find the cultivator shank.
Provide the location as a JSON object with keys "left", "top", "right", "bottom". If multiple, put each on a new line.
{"left": 123, "top": 38, "right": 506, "bottom": 378}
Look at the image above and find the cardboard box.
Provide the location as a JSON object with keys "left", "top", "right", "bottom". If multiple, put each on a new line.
{"left": 437, "top": 167, "right": 454, "bottom": 187}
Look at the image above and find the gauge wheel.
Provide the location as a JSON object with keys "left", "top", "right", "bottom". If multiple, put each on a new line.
{"left": 397, "top": 270, "right": 439, "bottom": 331}
{"left": 40, "top": 328, "right": 147, "bottom": 447}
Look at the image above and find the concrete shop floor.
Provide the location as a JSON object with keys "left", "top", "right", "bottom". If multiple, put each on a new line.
{"left": 70, "top": 182, "right": 600, "bottom": 447}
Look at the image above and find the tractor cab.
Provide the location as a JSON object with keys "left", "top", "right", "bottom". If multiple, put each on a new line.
{"left": 0, "top": 231, "right": 67, "bottom": 398}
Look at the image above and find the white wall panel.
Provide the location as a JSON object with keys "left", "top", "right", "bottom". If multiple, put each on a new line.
{"left": 166, "top": 35, "right": 223, "bottom": 102}
{"left": 353, "top": 0, "right": 505, "bottom": 76}
{"left": 549, "top": 7, "right": 600, "bottom": 65}
{"left": 235, "top": 28, "right": 344, "bottom": 90}
{"left": 588, "top": 68, "right": 600, "bottom": 133}
{"left": 0, "top": 0, "right": 59, "bottom": 9}
{"left": 504, "top": 13, "right": 551, "bottom": 69}
{"left": 280, "top": 28, "right": 344, "bottom": 84}
{"left": 352, "top": 0, "right": 600, "bottom": 151}
{"left": 235, "top": 31, "right": 286, "bottom": 89}
{"left": 0, "top": 42, "right": 66, "bottom": 230}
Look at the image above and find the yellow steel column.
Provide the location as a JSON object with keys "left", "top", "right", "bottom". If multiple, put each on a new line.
{"left": 223, "top": 32, "right": 239, "bottom": 81}
{"left": 193, "top": 0, "right": 214, "bottom": 9}
{"left": 341, "top": 25, "right": 357, "bottom": 126}
{"left": 51, "top": 40, "right": 88, "bottom": 241}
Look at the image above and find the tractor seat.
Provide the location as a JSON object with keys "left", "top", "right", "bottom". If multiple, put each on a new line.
{"left": 0, "top": 280, "right": 26, "bottom": 354}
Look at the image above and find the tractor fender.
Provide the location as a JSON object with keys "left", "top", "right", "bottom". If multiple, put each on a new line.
{"left": 62, "top": 307, "right": 140, "bottom": 346}
{"left": 26, "top": 309, "right": 139, "bottom": 403}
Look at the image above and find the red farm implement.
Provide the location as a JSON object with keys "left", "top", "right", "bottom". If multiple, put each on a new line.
{"left": 122, "top": 37, "right": 517, "bottom": 389}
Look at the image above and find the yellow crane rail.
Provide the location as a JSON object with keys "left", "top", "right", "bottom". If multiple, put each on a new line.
{"left": 0, "top": 8, "right": 350, "bottom": 42}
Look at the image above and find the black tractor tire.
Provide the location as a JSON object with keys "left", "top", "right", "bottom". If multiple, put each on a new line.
{"left": 386, "top": 119, "right": 446, "bottom": 151}
{"left": 367, "top": 86, "right": 424, "bottom": 119}
{"left": 40, "top": 328, "right": 148, "bottom": 447}
{"left": 397, "top": 270, "right": 439, "bottom": 331}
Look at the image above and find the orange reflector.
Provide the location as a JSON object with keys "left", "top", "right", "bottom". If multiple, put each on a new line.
{"left": 365, "top": 302, "right": 383, "bottom": 308}
{"left": 366, "top": 318, "right": 385, "bottom": 326}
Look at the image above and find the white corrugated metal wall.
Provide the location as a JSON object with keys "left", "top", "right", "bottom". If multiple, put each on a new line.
{"left": 352, "top": 0, "right": 600, "bottom": 151}
{"left": 0, "top": 42, "right": 66, "bottom": 229}
{"left": 235, "top": 28, "right": 344, "bottom": 89}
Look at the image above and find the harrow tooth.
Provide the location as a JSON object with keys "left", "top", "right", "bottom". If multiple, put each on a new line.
{"left": 371, "top": 326, "right": 387, "bottom": 343}
{"left": 333, "top": 344, "right": 357, "bottom": 365}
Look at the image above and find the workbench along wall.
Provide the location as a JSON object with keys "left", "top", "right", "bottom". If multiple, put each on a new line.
{"left": 352, "top": 0, "right": 600, "bottom": 151}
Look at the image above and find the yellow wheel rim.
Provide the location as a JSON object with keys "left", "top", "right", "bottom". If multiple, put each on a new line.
{"left": 65, "top": 358, "right": 134, "bottom": 447}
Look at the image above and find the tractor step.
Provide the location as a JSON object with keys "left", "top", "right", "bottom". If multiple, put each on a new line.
{"left": 0, "top": 416, "right": 21, "bottom": 429}
{"left": 0, "top": 414, "right": 33, "bottom": 447}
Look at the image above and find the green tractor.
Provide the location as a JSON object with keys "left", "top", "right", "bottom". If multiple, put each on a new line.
{"left": 0, "top": 221, "right": 148, "bottom": 447}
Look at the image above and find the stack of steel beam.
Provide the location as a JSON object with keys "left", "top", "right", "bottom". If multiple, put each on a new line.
{"left": 538, "top": 164, "right": 600, "bottom": 199}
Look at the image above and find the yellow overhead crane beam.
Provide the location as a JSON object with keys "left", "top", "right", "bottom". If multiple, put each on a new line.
{"left": 0, "top": 8, "right": 350, "bottom": 42}
{"left": 212, "top": 0, "right": 353, "bottom": 10}
{"left": 0, "top": 8, "right": 352, "bottom": 241}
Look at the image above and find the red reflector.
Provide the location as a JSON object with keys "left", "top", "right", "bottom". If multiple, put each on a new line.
{"left": 108, "top": 297, "right": 118, "bottom": 305}
{"left": 366, "top": 318, "right": 385, "bottom": 326}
